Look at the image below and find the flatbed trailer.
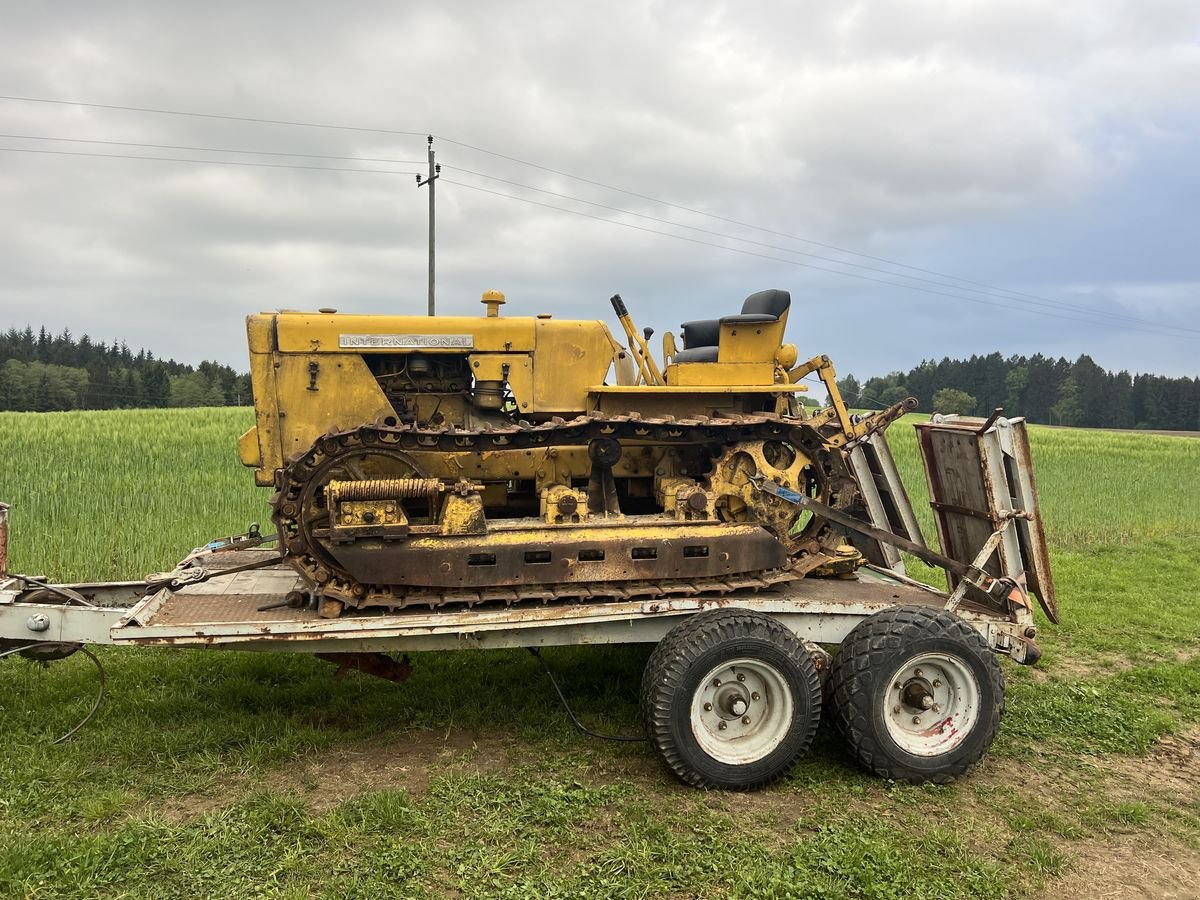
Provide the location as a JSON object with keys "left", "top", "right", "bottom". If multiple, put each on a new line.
{"left": 0, "top": 414, "right": 1056, "bottom": 790}
{"left": 0, "top": 548, "right": 1038, "bottom": 658}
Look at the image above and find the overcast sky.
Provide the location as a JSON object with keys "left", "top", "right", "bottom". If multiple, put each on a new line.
{"left": 1, "top": 1, "right": 1197, "bottom": 383}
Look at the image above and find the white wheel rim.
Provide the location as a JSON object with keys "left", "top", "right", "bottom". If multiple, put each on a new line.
{"left": 690, "top": 658, "right": 793, "bottom": 764}
{"left": 881, "top": 652, "right": 981, "bottom": 757}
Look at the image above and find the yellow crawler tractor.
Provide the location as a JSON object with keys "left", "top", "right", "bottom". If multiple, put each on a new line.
{"left": 239, "top": 289, "right": 914, "bottom": 617}
{"left": 0, "top": 286, "right": 1056, "bottom": 791}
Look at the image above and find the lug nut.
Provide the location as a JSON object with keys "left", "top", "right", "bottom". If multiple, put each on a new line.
{"left": 742, "top": 716, "right": 751, "bottom": 725}
{"left": 703, "top": 702, "right": 712, "bottom": 711}
{"left": 912, "top": 716, "right": 921, "bottom": 724}
{"left": 933, "top": 704, "right": 941, "bottom": 713}
{"left": 933, "top": 680, "right": 941, "bottom": 688}
{"left": 737, "top": 673, "right": 746, "bottom": 682}
{"left": 894, "top": 681, "right": 903, "bottom": 689}
{"left": 751, "top": 692, "right": 760, "bottom": 701}
{"left": 718, "top": 721, "right": 727, "bottom": 731}
{"left": 893, "top": 705, "right": 901, "bottom": 713}
{"left": 713, "top": 678, "right": 721, "bottom": 687}
{"left": 914, "top": 668, "right": 923, "bottom": 677}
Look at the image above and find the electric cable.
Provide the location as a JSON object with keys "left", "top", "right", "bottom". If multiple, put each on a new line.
{"left": 443, "top": 164, "right": 1195, "bottom": 334}
{"left": 0, "top": 93, "right": 1187, "bottom": 336}
{"left": 0, "top": 146, "right": 419, "bottom": 176}
{"left": 441, "top": 178, "right": 1189, "bottom": 339}
{"left": 0, "top": 131, "right": 422, "bottom": 165}
{"left": 527, "top": 647, "right": 646, "bottom": 743}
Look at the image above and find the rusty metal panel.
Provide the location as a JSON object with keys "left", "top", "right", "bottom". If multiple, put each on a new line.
{"left": 915, "top": 415, "right": 1058, "bottom": 623}
{"left": 847, "top": 433, "right": 927, "bottom": 574}
{"left": 323, "top": 521, "right": 787, "bottom": 590}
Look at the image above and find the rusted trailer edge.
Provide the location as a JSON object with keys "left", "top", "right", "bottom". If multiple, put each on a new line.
{"left": 1, "top": 572, "right": 1039, "bottom": 662}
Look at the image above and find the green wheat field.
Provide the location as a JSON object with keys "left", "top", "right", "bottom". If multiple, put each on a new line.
{"left": 0, "top": 408, "right": 1198, "bottom": 898}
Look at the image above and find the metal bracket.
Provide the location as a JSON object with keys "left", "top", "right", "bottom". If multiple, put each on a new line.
{"left": 748, "top": 476, "right": 1027, "bottom": 615}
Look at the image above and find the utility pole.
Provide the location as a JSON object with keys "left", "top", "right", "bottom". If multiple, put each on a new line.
{"left": 416, "top": 135, "right": 441, "bottom": 315}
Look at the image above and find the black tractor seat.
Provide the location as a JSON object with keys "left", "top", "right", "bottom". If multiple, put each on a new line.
{"left": 674, "top": 289, "right": 791, "bottom": 364}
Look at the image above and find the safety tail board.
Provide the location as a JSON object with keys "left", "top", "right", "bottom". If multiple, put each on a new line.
{"left": 846, "top": 434, "right": 928, "bottom": 576}
{"left": 913, "top": 414, "right": 1059, "bottom": 623}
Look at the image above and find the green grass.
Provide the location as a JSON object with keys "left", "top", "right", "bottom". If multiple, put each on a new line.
{"left": 881, "top": 414, "right": 1200, "bottom": 551}
{"left": 1, "top": 408, "right": 1199, "bottom": 897}
{"left": 0, "top": 408, "right": 266, "bottom": 581}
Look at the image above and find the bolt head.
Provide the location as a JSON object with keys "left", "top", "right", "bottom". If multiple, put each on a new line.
{"left": 933, "top": 704, "right": 941, "bottom": 713}
{"left": 912, "top": 716, "right": 922, "bottom": 725}
{"left": 742, "top": 716, "right": 751, "bottom": 725}
{"left": 751, "top": 692, "right": 760, "bottom": 701}
{"left": 933, "top": 680, "right": 942, "bottom": 688}
{"left": 914, "top": 668, "right": 923, "bottom": 677}
{"left": 894, "top": 681, "right": 903, "bottom": 690}
{"left": 712, "top": 678, "right": 721, "bottom": 687}
{"left": 703, "top": 702, "right": 712, "bottom": 712}
{"left": 718, "top": 721, "right": 727, "bottom": 731}
{"left": 736, "top": 673, "right": 746, "bottom": 682}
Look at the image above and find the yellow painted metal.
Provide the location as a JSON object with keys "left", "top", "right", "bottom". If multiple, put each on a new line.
{"left": 244, "top": 315, "right": 282, "bottom": 485}
{"left": 244, "top": 297, "right": 848, "bottom": 494}
{"left": 237, "top": 427, "right": 261, "bottom": 468}
{"left": 532, "top": 319, "right": 622, "bottom": 412}
{"left": 588, "top": 383, "right": 804, "bottom": 394}
{"left": 610, "top": 298, "right": 665, "bottom": 385}
{"left": 481, "top": 289, "right": 506, "bottom": 317}
{"left": 272, "top": 312, "right": 536, "bottom": 353}
{"left": 276, "top": 353, "right": 396, "bottom": 462}
{"left": 665, "top": 361, "right": 779, "bottom": 386}
{"left": 714, "top": 318, "right": 787, "bottom": 364}
{"left": 470, "top": 353, "right": 534, "bottom": 412}
{"left": 788, "top": 354, "right": 856, "bottom": 439}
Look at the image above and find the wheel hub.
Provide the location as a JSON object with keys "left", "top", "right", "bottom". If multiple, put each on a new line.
{"left": 882, "top": 652, "right": 981, "bottom": 757}
{"left": 691, "top": 658, "right": 793, "bottom": 764}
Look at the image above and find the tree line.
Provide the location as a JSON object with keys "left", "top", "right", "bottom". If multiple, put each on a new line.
{"left": 0, "top": 326, "right": 251, "bottom": 412}
{"left": 839, "top": 353, "right": 1200, "bottom": 431}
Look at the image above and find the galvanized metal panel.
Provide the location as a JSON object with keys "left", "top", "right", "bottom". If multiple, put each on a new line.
{"left": 914, "top": 415, "right": 1058, "bottom": 622}
{"left": 847, "top": 432, "right": 927, "bottom": 574}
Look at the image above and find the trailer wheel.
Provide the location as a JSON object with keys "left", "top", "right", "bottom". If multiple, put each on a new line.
{"left": 829, "top": 605, "right": 1004, "bottom": 784}
{"left": 641, "top": 609, "right": 821, "bottom": 790}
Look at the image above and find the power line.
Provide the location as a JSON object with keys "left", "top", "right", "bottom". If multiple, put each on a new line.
{"left": 444, "top": 164, "right": 1197, "bottom": 335}
{"left": 0, "top": 93, "right": 1186, "bottom": 335}
{"left": 0, "top": 146, "right": 419, "bottom": 176}
{"left": 0, "top": 132, "right": 423, "bottom": 165}
{"left": 437, "top": 135, "right": 1129, "bottom": 321}
{"left": 4, "top": 123, "right": 1175, "bottom": 333}
{"left": 440, "top": 178, "right": 1189, "bottom": 339}
{"left": 0, "top": 93, "right": 426, "bottom": 139}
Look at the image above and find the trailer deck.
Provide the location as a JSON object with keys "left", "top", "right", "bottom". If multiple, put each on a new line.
{"left": 0, "top": 548, "right": 1038, "bottom": 663}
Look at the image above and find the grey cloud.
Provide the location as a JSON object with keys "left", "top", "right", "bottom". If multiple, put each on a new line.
{"left": 0, "top": 0, "right": 1196, "bottom": 379}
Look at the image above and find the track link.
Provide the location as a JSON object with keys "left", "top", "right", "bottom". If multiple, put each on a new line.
{"left": 271, "top": 412, "right": 855, "bottom": 611}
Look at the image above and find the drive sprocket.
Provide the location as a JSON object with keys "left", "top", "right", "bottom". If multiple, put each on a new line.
{"left": 705, "top": 438, "right": 856, "bottom": 576}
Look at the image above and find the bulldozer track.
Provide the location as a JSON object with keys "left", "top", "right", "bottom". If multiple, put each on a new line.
{"left": 271, "top": 412, "right": 855, "bottom": 612}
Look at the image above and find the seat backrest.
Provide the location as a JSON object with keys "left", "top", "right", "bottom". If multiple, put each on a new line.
{"left": 741, "top": 289, "right": 790, "bottom": 320}
{"left": 680, "top": 319, "right": 721, "bottom": 348}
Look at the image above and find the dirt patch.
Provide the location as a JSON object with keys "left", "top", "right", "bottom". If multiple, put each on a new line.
{"left": 1104, "top": 729, "right": 1200, "bottom": 807}
{"left": 156, "top": 791, "right": 237, "bottom": 823}
{"left": 262, "top": 727, "right": 514, "bottom": 812}
{"left": 1042, "top": 837, "right": 1200, "bottom": 900}
{"left": 154, "top": 727, "right": 516, "bottom": 822}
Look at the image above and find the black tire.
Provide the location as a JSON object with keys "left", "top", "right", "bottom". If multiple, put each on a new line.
{"left": 641, "top": 609, "right": 822, "bottom": 790}
{"left": 828, "top": 605, "right": 1004, "bottom": 784}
